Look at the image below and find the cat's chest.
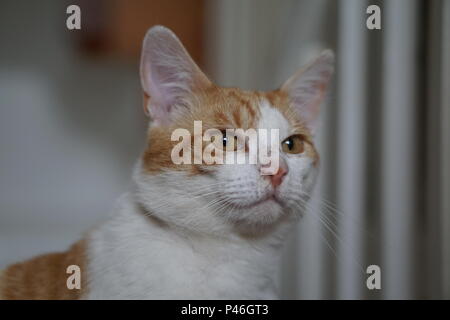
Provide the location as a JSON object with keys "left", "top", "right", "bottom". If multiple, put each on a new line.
{"left": 85, "top": 208, "right": 279, "bottom": 299}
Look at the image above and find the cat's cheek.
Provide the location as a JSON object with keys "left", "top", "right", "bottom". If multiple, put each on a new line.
{"left": 302, "top": 160, "right": 320, "bottom": 189}
{"left": 279, "top": 158, "right": 318, "bottom": 198}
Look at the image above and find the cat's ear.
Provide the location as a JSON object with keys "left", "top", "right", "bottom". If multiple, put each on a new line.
{"left": 280, "top": 50, "right": 334, "bottom": 134}
{"left": 140, "top": 26, "right": 211, "bottom": 124}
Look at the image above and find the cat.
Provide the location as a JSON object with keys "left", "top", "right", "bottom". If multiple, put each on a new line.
{"left": 0, "top": 25, "right": 334, "bottom": 299}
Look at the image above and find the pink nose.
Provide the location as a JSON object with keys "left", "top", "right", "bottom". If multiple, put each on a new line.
{"left": 270, "top": 166, "right": 287, "bottom": 187}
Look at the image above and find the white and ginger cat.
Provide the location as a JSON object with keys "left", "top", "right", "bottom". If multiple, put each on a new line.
{"left": 0, "top": 26, "right": 334, "bottom": 299}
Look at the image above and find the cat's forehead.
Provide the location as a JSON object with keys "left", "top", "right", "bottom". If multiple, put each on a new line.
{"left": 191, "top": 87, "right": 306, "bottom": 134}
{"left": 257, "top": 100, "right": 291, "bottom": 138}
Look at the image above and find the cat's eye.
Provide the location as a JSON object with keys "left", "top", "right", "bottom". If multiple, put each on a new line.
{"left": 221, "top": 130, "right": 238, "bottom": 151}
{"left": 281, "top": 134, "right": 305, "bottom": 154}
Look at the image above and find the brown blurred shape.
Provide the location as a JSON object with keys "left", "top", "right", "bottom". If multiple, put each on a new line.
{"left": 77, "top": 0, "right": 205, "bottom": 65}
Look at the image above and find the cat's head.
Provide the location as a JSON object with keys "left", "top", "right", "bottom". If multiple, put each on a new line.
{"left": 133, "top": 26, "right": 334, "bottom": 236}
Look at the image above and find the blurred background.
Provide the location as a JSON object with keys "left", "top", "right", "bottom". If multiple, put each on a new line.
{"left": 0, "top": 0, "right": 449, "bottom": 299}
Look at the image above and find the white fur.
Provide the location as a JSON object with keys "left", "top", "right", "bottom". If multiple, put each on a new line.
{"left": 84, "top": 99, "right": 318, "bottom": 299}
{"left": 84, "top": 192, "right": 289, "bottom": 299}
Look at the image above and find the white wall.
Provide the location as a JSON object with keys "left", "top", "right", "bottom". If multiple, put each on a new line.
{"left": 0, "top": 1, "right": 145, "bottom": 268}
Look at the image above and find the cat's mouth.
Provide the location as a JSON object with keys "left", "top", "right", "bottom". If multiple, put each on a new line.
{"left": 239, "top": 193, "right": 284, "bottom": 209}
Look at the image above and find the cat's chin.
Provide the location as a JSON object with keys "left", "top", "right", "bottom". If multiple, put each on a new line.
{"left": 230, "top": 203, "right": 295, "bottom": 237}
{"left": 227, "top": 197, "right": 288, "bottom": 228}
{"left": 239, "top": 194, "right": 282, "bottom": 209}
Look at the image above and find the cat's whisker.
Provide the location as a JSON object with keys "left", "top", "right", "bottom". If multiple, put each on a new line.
{"left": 289, "top": 186, "right": 377, "bottom": 243}
{"left": 291, "top": 196, "right": 365, "bottom": 274}
{"left": 311, "top": 194, "right": 377, "bottom": 243}
{"left": 199, "top": 195, "right": 230, "bottom": 213}
{"left": 303, "top": 212, "right": 348, "bottom": 270}
{"left": 291, "top": 195, "right": 343, "bottom": 241}
{"left": 211, "top": 198, "right": 234, "bottom": 214}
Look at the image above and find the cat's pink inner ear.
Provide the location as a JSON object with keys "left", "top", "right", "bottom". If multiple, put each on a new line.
{"left": 140, "top": 26, "right": 211, "bottom": 124}
{"left": 281, "top": 50, "right": 334, "bottom": 134}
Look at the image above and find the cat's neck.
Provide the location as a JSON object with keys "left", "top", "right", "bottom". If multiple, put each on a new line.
{"left": 87, "top": 192, "right": 289, "bottom": 298}
{"left": 130, "top": 188, "right": 296, "bottom": 251}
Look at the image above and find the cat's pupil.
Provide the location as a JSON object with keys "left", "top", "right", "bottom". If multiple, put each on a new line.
{"left": 286, "top": 138, "right": 293, "bottom": 150}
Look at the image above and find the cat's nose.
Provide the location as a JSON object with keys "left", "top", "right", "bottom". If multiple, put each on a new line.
{"left": 261, "top": 159, "right": 288, "bottom": 187}
{"left": 270, "top": 166, "right": 288, "bottom": 187}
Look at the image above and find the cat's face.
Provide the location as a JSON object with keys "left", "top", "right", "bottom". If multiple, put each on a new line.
{"left": 134, "top": 26, "right": 333, "bottom": 235}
